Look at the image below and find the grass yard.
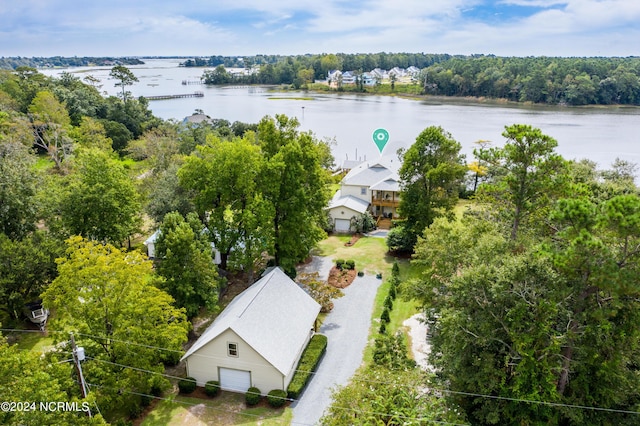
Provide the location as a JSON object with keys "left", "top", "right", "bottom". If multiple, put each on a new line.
{"left": 314, "top": 235, "right": 396, "bottom": 275}
{"left": 10, "top": 329, "right": 56, "bottom": 353}
{"left": 314, "top": 234, "right": 422, "bottom": 363}
{"left": 139, "top": 392, "right": 292, "bottom": 426}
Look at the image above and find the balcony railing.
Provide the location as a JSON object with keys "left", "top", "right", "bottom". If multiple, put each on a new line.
{"left": 371, "top": 198, "right": 400, "bottom": 207}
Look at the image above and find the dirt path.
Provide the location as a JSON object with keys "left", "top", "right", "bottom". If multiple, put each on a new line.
{"left": 403, "top": 313, "right": 432, "bottom": 371}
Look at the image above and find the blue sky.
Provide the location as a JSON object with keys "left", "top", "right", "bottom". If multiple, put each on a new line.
{"left": 1, "top": 0, "right": 639, "bottom": 57}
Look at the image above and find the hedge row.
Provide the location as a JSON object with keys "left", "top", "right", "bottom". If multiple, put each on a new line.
{"left": 287, "top": 334, "right": 328, "bottom": 399}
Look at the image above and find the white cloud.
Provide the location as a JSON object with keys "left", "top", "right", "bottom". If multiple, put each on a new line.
{"left": 1, "top": 0, "right": 638, "bottom": 56}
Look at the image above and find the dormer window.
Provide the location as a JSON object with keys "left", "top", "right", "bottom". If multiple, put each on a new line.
{"left": 360, "top": 187, "right": 367, "bottom": 195}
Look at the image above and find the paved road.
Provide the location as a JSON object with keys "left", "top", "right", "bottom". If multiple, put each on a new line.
{"left": 292, "top": 257, "right": 382, "bottom": 425}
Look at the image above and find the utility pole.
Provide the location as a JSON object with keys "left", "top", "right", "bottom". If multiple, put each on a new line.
{"left": 70, "top": 333, "right": 89, "bottom": 401}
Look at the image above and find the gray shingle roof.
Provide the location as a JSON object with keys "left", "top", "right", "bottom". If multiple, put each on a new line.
{"left": 181, "top": 268, "right": 321, "bottom": 375}
{"left": 342, "top": 156, "right": 400, "bottom": 187}
{"left": 327, "top": 191, "right": 370, "bottom": 214}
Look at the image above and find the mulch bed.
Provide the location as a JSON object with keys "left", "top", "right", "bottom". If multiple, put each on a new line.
{"left": 328, "top": 266, "right": 357, "bottom": 288}
{"left": 344, "top": 233, "right": 362, "bottom": 246}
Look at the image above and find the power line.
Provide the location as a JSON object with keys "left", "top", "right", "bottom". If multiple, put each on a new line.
{"left": 5, "top": 326, "right": 640, "bottom": 418}
{"left": 86, "top": 356, "right": 467, "bottom": 425}
{"left": 84, "top": 382, "right": 312, "bottom": 426}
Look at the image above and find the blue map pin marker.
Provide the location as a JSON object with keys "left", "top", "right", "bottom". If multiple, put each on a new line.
{"left": 372, "top": 128, "right": 389, "bottom": 153}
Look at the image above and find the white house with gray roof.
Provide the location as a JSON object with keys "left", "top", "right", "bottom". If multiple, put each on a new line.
{"left": 181, "top": 268, "right": 320, "bottom": 393}
{"left": 327, "top": 156, "right": 402, "bottom": 231}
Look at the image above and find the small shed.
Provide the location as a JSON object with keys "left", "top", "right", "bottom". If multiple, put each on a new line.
{"left": 181, "top": 268, "right": 321, "bottom": 393}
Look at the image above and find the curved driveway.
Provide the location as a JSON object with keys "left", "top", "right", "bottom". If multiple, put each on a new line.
{"left": 292, "top": 256, "right": 382, "bottom": 425}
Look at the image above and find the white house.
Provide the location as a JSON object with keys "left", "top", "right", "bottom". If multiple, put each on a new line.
{"left": 143, "top": 229, "right": 222, "bottom": 264}
{"left": 181, "top": 268, "right": 321, "bottom": 393}
{"left": 326, "top": 156, "right": 402, "bottom": 231}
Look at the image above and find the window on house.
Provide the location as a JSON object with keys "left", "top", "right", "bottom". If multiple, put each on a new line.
{"left": 361, "top": 187, "right": 367, "bottom": 195}
{"left": 228, "top": 342, "right": 238, "bottom": 357}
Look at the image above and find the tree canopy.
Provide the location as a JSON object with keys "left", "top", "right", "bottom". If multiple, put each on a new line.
{"left": 42, "top": 237, "right": 189, "bottom": 418}
{"left": 155, "top": 211, "right": 219, "bottom": 318}
{"left": 406, "top": 132, "right": 640, "bottom": 424}
{"left": 396, "top": 125, "right": 467, "bottom": 250}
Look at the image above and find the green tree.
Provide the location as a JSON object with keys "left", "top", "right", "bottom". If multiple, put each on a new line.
{"left": 179, "top": 134, "right": 271, "bottom": 275}
{"left": 0, "top": 141, "right": 38, "bottom": 239}
{"left": 60, "top": 148, "right": 141, "bottom": 244}
{"left": 28, "top": 90, "right": 73, "bottom": 170}
{"left": 257, "top": 115, "right": 333, "bottom": 269}
{"left": 475, "top": 124, "right": 567, "bottom": 241}
{"left": 321, "top": 366, "right": 465, "bottom": 425}
{"left": 408, "top": 192, "right": 640, "bottom": 424}
{"left": 109, "top": 65, "right": 138, "bottom": 101}
{"left": 545, "top": 195, "right": 640, "bottom": 424}
{"left": 69, "top": 116, "right": 112, "bottom": 151}
{"left": 0, "top": 333, "right": 107, "bottom": 425}
{"left": 0, "top": 231, "right": 61, "bottom": 322}
{"left": 155, "top": 212, "right": 219, "bottom": 318}
{"left": 42, "top": 236, "right": 189, "bottom": 418}
{"left": 145, "top": 163, "right": 196, "bottom": 225}
{"left": 397, "top": 126, "right": 467, "bottom": 249}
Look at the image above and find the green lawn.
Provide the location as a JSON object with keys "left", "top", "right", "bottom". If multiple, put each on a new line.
{"left": 314, "top": 235, "right": 422, "bottom": 363}
{"left": 140, "top": 392, "right": 292, "bottom": 426}
{"left": 315, "top": 235, "right": 396, "bottom": 275}
{"left": 15, "top": 331, "right": 55, "bottom": 353}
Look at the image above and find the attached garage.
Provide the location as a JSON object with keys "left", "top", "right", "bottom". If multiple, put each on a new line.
{"left": 334, "top": 218, "right": 352, "bottom": 233}
{"left": 326, "top": 192, "right": 371, "bottom": 233}
{"left": 219, "top": 368, "right": 251, "bottom": 392}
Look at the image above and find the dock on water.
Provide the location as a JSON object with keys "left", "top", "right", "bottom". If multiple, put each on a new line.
{"left": 144, "top": 92, "right": 204, "bottom": 101}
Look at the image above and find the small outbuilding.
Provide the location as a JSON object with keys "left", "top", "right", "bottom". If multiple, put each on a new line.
{"left": 181, "top": 268, "right": 321, "bottom": 393}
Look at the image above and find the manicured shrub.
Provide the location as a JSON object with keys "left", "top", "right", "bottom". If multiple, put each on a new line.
{"left": 287, "top": 334, "right": 328, "bottom": 399}
{"left": 335, "top": 259, "right": 345, "bottom": 270}
{"left": 357, "top": 271, "right": 365, "bottom": 277}
{"left": 392, "top": 261, "right": 400, "bottom": 277}
{"left": 345, "top": 259, "right": 355, "bottom": 270}
{"left": 204, "top": 380, "right": 220, "bottom": 397}
{"left": 384, "top": 295, "right": 393, "bottom": 310}
{"left": 267, "top": 389, "right": 288, "bottom": 407}
{"left": 245, "top": 387, "right": 262, "bottom": 406}
{"left": 380, "top": 308, "right": 390, "bottom": 324}
{"left": 379, "top": 322, "right": 387, "bottom": 334}
{"left": 178, "top": 377, "right": 197, "bottom": 394}
{"left": 388, "top": 284, "right": 397, "bottom": 300}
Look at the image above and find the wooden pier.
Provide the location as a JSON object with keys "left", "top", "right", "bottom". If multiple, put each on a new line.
{"left": 144, "top": 92, "right": 204, "bottom": 101}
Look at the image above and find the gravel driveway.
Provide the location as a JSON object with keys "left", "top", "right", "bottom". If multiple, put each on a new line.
{"left": 292, "top": 256, "right": 382, "bottom": 425}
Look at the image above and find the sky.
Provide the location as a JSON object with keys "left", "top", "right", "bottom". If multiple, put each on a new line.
{"left": 1, "top": 0, "right": 639, "bottom": 58}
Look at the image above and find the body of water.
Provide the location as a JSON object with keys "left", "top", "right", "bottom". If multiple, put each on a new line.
{"left": 43, "top": 59, "right": 640, "bottom": 169}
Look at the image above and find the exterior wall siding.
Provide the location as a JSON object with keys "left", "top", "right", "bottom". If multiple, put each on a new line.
{"left": 341, "top": 185, "right": 370, "bottom": 203}
{"left": 186, "top": 329, "right": 284, "bottom": 393}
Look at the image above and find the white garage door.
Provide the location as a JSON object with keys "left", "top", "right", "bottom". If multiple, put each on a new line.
{"left": 334, "top": 218, "right": 351, "bottom": 232}
{"left": 219, "top": 368, "right": 251, "bottom": 392}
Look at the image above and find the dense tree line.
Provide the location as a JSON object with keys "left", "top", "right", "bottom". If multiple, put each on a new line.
{"left": 199, "top": 53, "right": 640, "bottom": 105}
{"left": 0, "top": 64, "right": 333, "bottom": 423}
{"left": 422, "top": 55, "right": 640, "bottom": 105}
{"left": 0, "top": 57, "right": 144, "bottom": 70}
{"left": 393, "top": 124, "right": 640, "bottom": 424}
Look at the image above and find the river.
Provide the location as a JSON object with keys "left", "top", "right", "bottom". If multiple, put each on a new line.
{"left": 42, "top": 59, "right": 640, "bottom": 169}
